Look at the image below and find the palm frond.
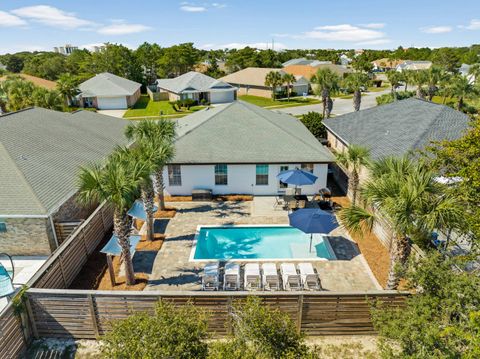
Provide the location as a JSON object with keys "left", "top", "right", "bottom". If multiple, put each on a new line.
{"left": 338, "top": 206, "right": 375, "bottom": 235}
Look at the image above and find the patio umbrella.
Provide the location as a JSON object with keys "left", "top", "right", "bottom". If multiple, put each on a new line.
{"left": 277, "top": 169, "right": 318, "bottom": 187}
{"left": 127, "top": 200, "right": 158, "bottom": 221}
{"left": 288, "top": 208, "right": 339, "bottom": 252}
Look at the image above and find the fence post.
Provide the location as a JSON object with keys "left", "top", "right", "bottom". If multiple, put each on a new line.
{"left": 58, "top": 255, "right": 67, "bottom": 288}
{"left": 87, "top": 294, "right": 100, "bottom": 337}
{"left": 24, "top": 296, "right": 39, "bottom": 340}
{"left": 297, "top": 294, "right": 304, "bottom": 333}
{"left": 226, "top": 296, "right": 233, "bottom": 335}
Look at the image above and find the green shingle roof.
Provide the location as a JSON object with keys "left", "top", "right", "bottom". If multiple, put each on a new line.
{"left": 171, "top": 101, "right": 334, "bottom": 164}
{"left": 79, "top": 72, "right": 141, "bottom": 97}
{"left": 323, "top": 98, "right": 470, "bottom": 160}
{"left": 0, "top": 108, "right": 129, "bottom": 216}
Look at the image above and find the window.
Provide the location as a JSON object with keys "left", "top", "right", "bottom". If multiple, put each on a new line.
{"left": 168, "top": 165, "right": 182, "bottom": 186}
{"left": 256, "top": 164, "right": 269, "bottom": 185}
{"left": 279, "top": 165, "right": 289, "bottom": 188}
{"left": 301, "top": 163, "right": 314, "bottom": 173}
{"left": 214, "top": 164, "right": 228, "bottom": 185}
{"left": 0, "top": 222, "right": 6, "bottom": 233}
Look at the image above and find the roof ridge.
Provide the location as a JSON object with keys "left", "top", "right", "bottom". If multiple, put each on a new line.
{"left": 0, "top": 107, "right": 35, "bottom": 118}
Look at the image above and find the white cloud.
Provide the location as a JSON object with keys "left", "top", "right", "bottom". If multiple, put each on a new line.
{"left": 363, "top": 23, "right": 385, "bottom": 29}
{"left": 200, "top": 42, "right": 288, "bottom": 50}
{"left": 0, "top": 11, "right": 27, "bottom": 27}
{"left": 459, "top": 19, "right": 480, "bottom": 30}
{"left": 11, "top": 5, "right": 95, "bottom": 29}
{"left": 97, "top": 23, "right": 152, "bottom": 35}
{"left": 304, "top": 24, "right": 387, "bottom": 43}
{"left": 180, "top": 5, "right": 207, "bottom": 12}
{"left": 211, "top": 3, "right": 227, "bottom": 8}
{"left": 421, "top": 26, "right": 452, "bottom": 34}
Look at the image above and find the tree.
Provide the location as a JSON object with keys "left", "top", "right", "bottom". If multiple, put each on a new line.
{"left": 101, "top": 300, "right": 209, "bottom": 358}
{"left": 3, "top": 54, "right": 24, "bottom": 73}
{"left": 425, "top": 67, "right": 442, "bottom": 101}
{"left": 311, "top": 68, "right": 340, "bottom": 118}
{"left": 372, "top": 253, "right": 480, "bottom": 358}
{"left": 468, "top": 63, "right": 480, "bottom": 85}
{"left": 157, "top": 43, "right": 200, "bottom": 78}
{"left": 338, "top": 157, "right": 463, "bottom": 289}
{"left": 335, "top": 145, "right": 370, "bottom": 206}
{"left": 299, "top": 111, "right": 326, "bottom": 139}
{"left": 282, "top": 72, "right": 296, "bottom": 101}
{"left": 135, "top": 42, "right": 163, "bottom": 85}
{"left": 23, "top": 53, "right": 66, "bottom": 80}
{"left": 77, "top": 151, "right": 149, "bottom": 285}
{"left": 351, "top": 54, "right": 373, "bottom": 73}
{"left": 446, "top": 74, "right": 478, "bottom": 111}
{"left": 31, "top": 87, "right": 63, "bottom": 111}
{"left": 342, "top": 72, "right": 370, "bottom": 111}
{"left": 124, "top": 119, "right": 176, "bottom": 211}
{"left": 264, "top": 70, "right": 283, "bottom": 100}
{"left": 56, "top": 73, "right": 79, "bottom": 106}
{"left": 90, "top": 43, "right": 143, "bottom": 83}
{"left": 401, "top": 70, "right": 415, "bottom": 92}
{"left": 432, "top": 47, "right": 461, "bottom": 73}
{"left": 386, "top": 71, "right": 403, "bottom": 100}
{"left": 411, "top": 70, "right": 428, "bottom": 99}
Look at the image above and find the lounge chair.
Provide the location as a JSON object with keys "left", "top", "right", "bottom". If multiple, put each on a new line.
{"left": 202, "top": 262, "right": 219, "bottom": 291}
{"left": 298, "top": 263, "right": 322, "bottom": 290}
{"left": 262, "top": 263, "right": 280, "bottom": 291}
{"left": 223, "top": 262, "right": 240, "bottom": 290}
{"left": 280, "top": 263, "right": 301, "bottom": 291}
{"left": 244, "top": 263, "right": 261, "bottom": 290}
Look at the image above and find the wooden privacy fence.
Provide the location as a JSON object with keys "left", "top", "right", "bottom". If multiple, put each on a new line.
{"left": 0, "top": 302, "right": 28, "bottom": 359}
{"left": 25, "top": 289, "right": 408, "bottom": 339}
{"left": 28, "top": 202, "right": 113, "bottom": 289}
{"left": 54, "top": 220, "right": 83, "bottom": 245}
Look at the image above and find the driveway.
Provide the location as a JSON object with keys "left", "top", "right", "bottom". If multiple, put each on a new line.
{"left": 97, "top": 109, "right": 127, "bottom": 118}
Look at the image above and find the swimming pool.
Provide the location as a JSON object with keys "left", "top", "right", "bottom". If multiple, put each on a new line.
{"left": 190, "top": 225, "right": 336, "bottom": 261}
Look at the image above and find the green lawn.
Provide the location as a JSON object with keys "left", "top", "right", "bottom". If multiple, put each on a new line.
{"left": 239, "top": 95, "right": 320, "bottom": 108}
{"left": 124, "top": 95, "right": 205, "bottom": 118}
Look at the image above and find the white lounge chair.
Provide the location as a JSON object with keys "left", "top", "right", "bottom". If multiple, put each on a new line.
{"left": 298, "top": 263, "right": 322, "bottom": 290}
{"left": 223, "top": 262, "right": 240, "bottom": 290}
{"left": 202, "top": 262, "right": 219, "bottom": 291}
{"left": 280, "top": 263, "right": 301, "bottom": 291}
{"left": 262, "top": 263, "right": 280, "bottom": 291}
{"left": 244, "top": 263, "right": 261, "bottom": 290}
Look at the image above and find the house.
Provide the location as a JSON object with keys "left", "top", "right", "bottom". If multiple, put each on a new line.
{"left": 78, "top": 72, "right": 141, "bottom": 110}
{"left": 283, "top": 63, "right": 351, "bottom": 81}
{"left": 282, "top": 58, "right": 332, "bottom": 67}
{"left": 323, "top": 98, "right": 470, "bottom": 160}
{"left": 154, "top": 71, "right": 237, "bottom": 104}
{"left": 371, "top": 58, "right": 404, "bottom": 71}
{"left": 163, "top": 101, "right": 334, "bottom": 196}
{"left": 339, "top": 54, "right": 352, "bottom": 66}
{"left": 0, "top": 107, "right": 128, "bottom": 256}
{"left": 0, "top": 73, "right": 57, "bottom": 90}
{"left": 459, "top": 63, "right": 475, "bottom": 84}
{"left": 220, "top": 67, "right": 309, "bottom": 98}
{"left": 396, "top": 60, "right": 432, "bottom": 72}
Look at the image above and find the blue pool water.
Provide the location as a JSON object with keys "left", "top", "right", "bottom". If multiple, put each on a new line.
{"left": 193, "top": 226, "right": 336, "bottom": 260}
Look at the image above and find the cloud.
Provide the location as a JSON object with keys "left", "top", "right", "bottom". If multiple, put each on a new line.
{"left": 421, "top": 26, "right": 452, "bottom": 34}
{"left": 304, "top": 24, "right": 388, "bottom": 43}
{"left": 0, "top": 11, "right": 27, "bottom": 27}
{"left": 97, "top": 22, "right": 152, "bottom": 35}
{"left": 200, "top": 42, "right": 288, "bottom": 50}
{"left": 180, "top": 5, "right": 207, "bottom": 12}
{"left": 11, "top": 5, "right": 95, "bottom": 29}
{"left": 362, "top": 23, "right": 385, "bottom": 29}
{"left": 211, "top": 3, "right": 227, "bottom": 8}
{"left": 459, "top": 19, "right": 480, "bottom": 30}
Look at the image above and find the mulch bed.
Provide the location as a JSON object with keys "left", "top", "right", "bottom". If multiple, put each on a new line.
{"left": 164, "top": 194, "right": 253, "bottom": 202}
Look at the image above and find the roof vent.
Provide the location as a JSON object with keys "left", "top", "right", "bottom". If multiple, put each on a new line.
{"left": 20, "top": 155, "right": 28, "bottom": 161}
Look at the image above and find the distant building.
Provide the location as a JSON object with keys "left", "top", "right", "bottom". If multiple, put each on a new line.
{"left": 459, "top": 63, "right": 475, "bottom": 84}
{"left": 91, "top": 45, "right": 106, "bottom": 53}
{"left": 53, "top": 44, "right": 78, "bottom": 55}
{"left": 396, "top": 60, "right": 432, "bottom": 72}
{"left": 282, "top": 58, "right": 332, "bottom": 67}
{"left": 339, "top": 54, "right": 352, "bottom": 66}
{"left": 372, "top": 58, "right": 404, "bottom": 71}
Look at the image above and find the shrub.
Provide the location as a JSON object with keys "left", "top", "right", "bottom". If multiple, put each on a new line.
{"left": 300, "top": 111, "right": 327, "bottom": 139}
{"left": 101, "top": 300, "right": 209, "bottom": 359}
{"left": 376, "top": 91, "right": 415, "bottom": 105}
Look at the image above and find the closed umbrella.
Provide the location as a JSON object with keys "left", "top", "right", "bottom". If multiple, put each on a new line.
{"left": 127, "top": 200, "right": 158, "bottom": 221}
{"left": 277, "top": 169, "right": 318, "bottom": 187}
{"left": 288, "top": 208, "right": 339, "bottom": 252}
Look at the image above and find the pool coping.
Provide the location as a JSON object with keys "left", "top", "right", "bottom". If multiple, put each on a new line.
{"left": 188, "top": 224, "right": 337, "bottom": 262}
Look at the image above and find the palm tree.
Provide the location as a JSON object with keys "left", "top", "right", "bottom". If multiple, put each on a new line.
{"left": 336, "top": 145, "right": 370, "bottom": 206}
{"left": 425, "top": 67, "right": 442, "bottom": 101}
{"left": 386, "top": 71, "right": 402, "bottom": 100}
{"left": 77, "top": 150, "right": 150, "bottom": 285}
{"left": 447, "top": 74, "right": 478, "bottom": 111}
{"left": 401, "top": 69, "right": 414, "bottom": 92}
{"left": 56, "top": 74, "right": 79, "bottom": 107}
{"left": 339, "top": 157, "right": 463, "bottom": 290}
{"left": 282, "top": 73, "right": 296, "bottom": 101}
{"left": 125, "top": 119, "right": 176, "bottom": 211}
{"left": 311, "top": 68, "right": 340, "bottom": 118}
{"left": 342, "top": 73, "right": 370, "bottom": 111}
{"left": 412, "top": 70, "right": 428, "bottom": 99}
{"left": 264, "top": 71, "right": 283, "bottom": 100}
{"left": 468, "top": 63, "right": 480, "bottom": 85}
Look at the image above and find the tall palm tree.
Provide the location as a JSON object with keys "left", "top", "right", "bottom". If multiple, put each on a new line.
{"left": 125, "top": 119, "right": 176, "bottom": 211}
{"left": 264, "top": 71, "right": 283, "bottom": 100}
{"left": 311, "top": 68, "right": 340, "bottom": 118}
{"left": 336, "top": 145, "right": 370, "bottom": 206}
{"left": 425, "top": 67, "right": 442, "bottom": 101}
{"left": 56, "top": 73, "right": 79, "bottom": 107}
{"left": 339, "top": 157, "right": 463, "bottom": 290}
{"left": 282, "top": 73, "right": 296, "bottom": 101}
{"left": 386, "top": 71, "right": 402, "bottom": 100}
{"left": 401, "top": 69, "right": 414, "bottom": 92}
{"left": 412, "top": 70, "right": 428, "bottom": 99}
{"left": 447, "top": 74, "right": 478, "bottom": 111}
{"left": 342, "top": 73, "right": 370, "bottom": 112}
{"left": 77, "top": 150, "right": 150, "bottom": 285}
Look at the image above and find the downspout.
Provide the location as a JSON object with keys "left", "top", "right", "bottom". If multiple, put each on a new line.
{"left": 48, "top": 215, "right": 59, "bottom": 249}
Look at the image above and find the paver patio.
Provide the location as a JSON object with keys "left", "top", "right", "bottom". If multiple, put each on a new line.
{"left": 145, "top": 198, "right": 382, "bottom": 292}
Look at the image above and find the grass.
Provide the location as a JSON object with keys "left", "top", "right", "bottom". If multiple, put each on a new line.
{"left": 239, "top": 95, "right": 320, "bottom": 108}
{"left": 124, "top": 95, "right": 205, "bottom": 118}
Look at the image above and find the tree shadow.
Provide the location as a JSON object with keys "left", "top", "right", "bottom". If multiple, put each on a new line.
{"left": 327, "top": 236, "right": 360, "bottom": 260}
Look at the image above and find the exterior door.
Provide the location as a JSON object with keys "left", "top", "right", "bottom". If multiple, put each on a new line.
{"left": 279, "top": 165, "right": 289, "bottom": 190}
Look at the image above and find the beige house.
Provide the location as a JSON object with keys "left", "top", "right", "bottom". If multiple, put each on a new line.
{"left": 220, "top": 67, "right": 309, "bottom": 98}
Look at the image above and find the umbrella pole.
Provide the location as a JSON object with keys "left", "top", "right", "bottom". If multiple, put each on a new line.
{"left": 309, "top": 233, "right": 313, "bottom": 253}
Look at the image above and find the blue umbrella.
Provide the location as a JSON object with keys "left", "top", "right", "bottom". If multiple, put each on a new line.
{"left": 127, "top": 200, "right": 158, "bottom": 221}
{"left": 288, "top": 208, "right": 339, "bottom": 252}
{"left": 277, "top": 169, "right": 318, "bottom": 186}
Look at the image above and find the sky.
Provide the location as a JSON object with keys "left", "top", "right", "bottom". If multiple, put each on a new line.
{"left": 1, "top": 0, "right": 480, "bottom": 54}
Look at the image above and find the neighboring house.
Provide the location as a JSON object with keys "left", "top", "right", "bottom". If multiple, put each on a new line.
{"left": 0, "top": 107, "right": 128, "bottom": 256}
{"left": 371, "top": 58, "right": 404, "bottom": 71}
{"left": 220, "top": 67, "right": 309, "bottom": 98}
{"left": 282, "top": 58, "right": 332, "bottom": 67}
{"left": 0, "top": 63, "right": 6, "bottom": 71}
{"left": 459, "top": 63, "right": 475, "bottom": 84}
{"left": 163, "top": 101, "right": 334, "bottom": 196}
{"left": 339, "top": 54, "right": 352, "bottom": 66}
{"left": 396, "top": 60, "right": 432, "bottom": 72}
{"left": 323, "top": 98, "right": 470, "bottom": 160}
{"left": 0, "top": 73, "right": 57, "bottom": 90}
{"left": 283, "top": 63, "right": 351, "bottom": 81}
{"left": 78, "top": 72, "right": 141, "bottom": 110}
{"left": 155, "top": 71, "right": 237, "bottom": 104}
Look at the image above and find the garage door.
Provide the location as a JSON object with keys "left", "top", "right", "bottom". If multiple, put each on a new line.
{"left": 210, "top": 91, "right": 235, "bottom": 104}
{"left": 97, "top": 96, "right": 127, "bottom": 110}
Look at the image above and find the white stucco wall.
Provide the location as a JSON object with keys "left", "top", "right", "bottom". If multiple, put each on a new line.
{"left": 164, "top": 163, "right": 328, "bottom": 196}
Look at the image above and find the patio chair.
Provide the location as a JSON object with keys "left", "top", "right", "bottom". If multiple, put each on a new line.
{"left": 202, "top": 262, "right": 219, "bottom": 291}
{"left": 244, "top": 263, "right": 261, "bottom": 291}
{"left": 297, "top": 200, "right": 306, "bottom": 209}
{"left": 262, "top": 263, "right": 280, "bottom": 291}
{"left": 274, "top": 196, "right": 285, "bottom": 210}
{"left": 280, "top": 263, "right": 301, "bottom": 291}
{"left": 223, "top": 262, "right": 240, "bottom": 290}
{"left": 287, "top": 200, "right": 297, "bottom": 211}
{"left": 298, "top": 263, "right": 322, "bottom": 290}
